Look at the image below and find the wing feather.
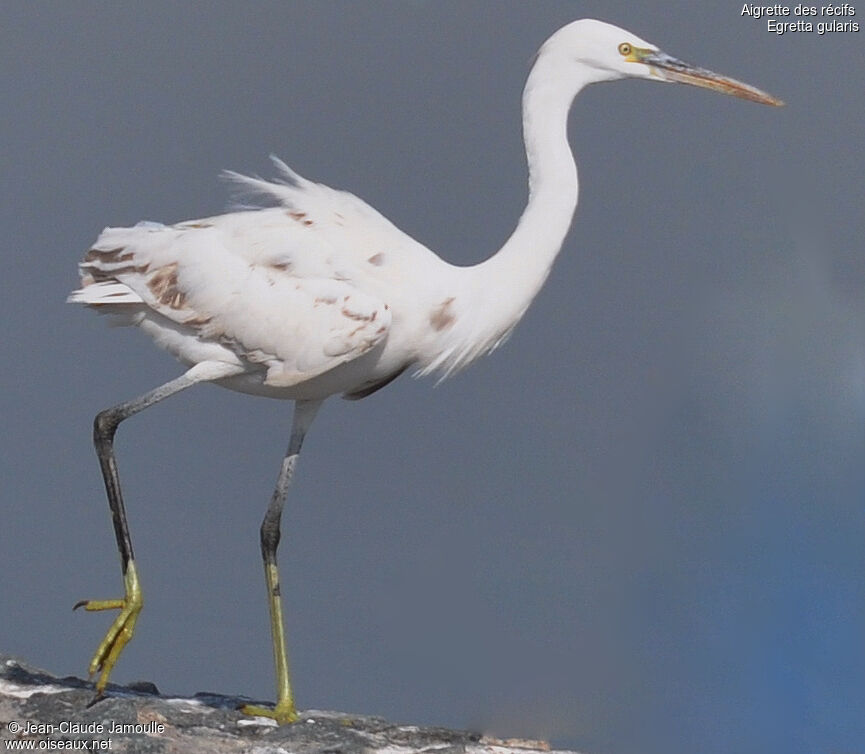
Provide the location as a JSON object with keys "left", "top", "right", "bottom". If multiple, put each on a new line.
{"left": 71, "top": 208, "right": 392, "bottom": 386}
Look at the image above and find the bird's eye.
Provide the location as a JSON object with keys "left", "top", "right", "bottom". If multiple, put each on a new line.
{"left": 618, "top": 42, "right": 632, "bottom": 57}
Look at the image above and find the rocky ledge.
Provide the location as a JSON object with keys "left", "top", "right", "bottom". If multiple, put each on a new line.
{"left": 0, "top": 654, "right": 579, "bottom": 754}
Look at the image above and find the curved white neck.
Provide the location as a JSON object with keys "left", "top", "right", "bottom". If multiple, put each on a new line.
{"left": 459, "top": 53, "right": 590, "bottom": 353}
{"left": 422, "top": 50, "right": 598, "bottom": 377}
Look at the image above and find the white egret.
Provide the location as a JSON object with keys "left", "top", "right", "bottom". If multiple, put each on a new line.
{"left": 68, "top": 19, "right": 782, "bottom": 723}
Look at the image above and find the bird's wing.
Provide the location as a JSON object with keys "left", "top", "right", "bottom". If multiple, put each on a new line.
{"left": 72, "top": 211, "right": 392, "bottom": 388}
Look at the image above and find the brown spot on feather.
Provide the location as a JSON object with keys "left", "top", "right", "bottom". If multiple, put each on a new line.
{"left": 287, "top": 210, "right": 313, "bottom": 226}
{"left": 367, "top": 252, "right": 385, "bottom": 266}
{"left": 84, "top": 246, "right": 124, "bottom": 262}
{"left": 341, "top": 307, "right": 372, "bottom": 322}
{"left": 430, "top": 297, "right": 456, "bottom": 331}
{"left": 81, "top": 245, "right": 152, "bottom": 283}
{"left": 86, "top": 264, "right": 137, "bottom": 279}
{"left": 147, "top": 263, "right": 187, "bottom": 310}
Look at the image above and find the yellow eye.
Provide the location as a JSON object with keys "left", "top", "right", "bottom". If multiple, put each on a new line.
{"left": 618, "top": 42, "right": 632, "bottom": 57}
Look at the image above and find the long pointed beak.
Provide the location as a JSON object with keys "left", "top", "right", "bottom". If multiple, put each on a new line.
{"left": 636, "top": 50, "right": 784, "bottom": 106}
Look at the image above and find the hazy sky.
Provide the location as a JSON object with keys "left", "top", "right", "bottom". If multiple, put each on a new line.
{"left": 2, "top": 3, "right": 863, "bottom": 753}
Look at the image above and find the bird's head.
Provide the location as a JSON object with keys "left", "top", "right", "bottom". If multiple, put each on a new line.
{"left": 543, "top": 18, "right": 783, "bottom": 106}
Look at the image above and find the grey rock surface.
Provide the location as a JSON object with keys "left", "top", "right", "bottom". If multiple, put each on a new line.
{"left": 0, "top": 654, "right": 579, "bottom": 754}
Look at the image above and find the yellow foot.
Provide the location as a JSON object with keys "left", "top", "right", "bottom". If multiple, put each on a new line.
{"left": 240, "top": 700, "right": 298, "bottom": 724}
{"left": 73, "top": 560, "right": 143, "bottom": 693}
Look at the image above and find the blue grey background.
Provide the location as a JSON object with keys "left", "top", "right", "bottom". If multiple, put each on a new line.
{"left": 2, "top": 2, "right": 863, "bottom": 753}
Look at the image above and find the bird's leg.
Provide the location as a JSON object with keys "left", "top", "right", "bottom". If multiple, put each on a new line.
{"left": 75, "top": 361, "right": 243, "bottom": 701}
{"left": 243, "top": 399, "right": 321, "bottom": 724}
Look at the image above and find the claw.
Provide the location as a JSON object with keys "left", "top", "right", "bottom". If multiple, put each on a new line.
{"left": 74, "top": 598, "right": 125, "bottom": 612}
{"left": 76, "top": 561, "right": 143, "bottom": 692}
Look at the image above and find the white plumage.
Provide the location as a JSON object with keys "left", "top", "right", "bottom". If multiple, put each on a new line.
{"left": 68, "top": 19, "right": 781, "bottom": 723}
{"left": 69, "top": 159, "right": 517, "bottom": 399}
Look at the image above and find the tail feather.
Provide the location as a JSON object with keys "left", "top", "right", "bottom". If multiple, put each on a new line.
{"left": 67, "top": 281, "right": 143, "bottom": 305}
